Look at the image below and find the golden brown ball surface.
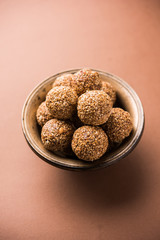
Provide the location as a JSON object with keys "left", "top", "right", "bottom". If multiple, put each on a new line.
{"left": 52, "top": 74, "right": 76, "bottom": 90}
{"left": 73, "top": 68, "right": 102, "bottom": 96}
{"left": 103, "top": 108, "right": 133, "bottom": 143}
{"left": 77, "top": 90, "right": 112, "bottom": 125}
{"left": 46, "top": 86, "right": 78, "bottom": 120}
{"left": 41, "top": 119, "right": 75, "bottom": 153}
{"left": 101, "top": 81, "right": 116, "bottom": 105}
{"left": 36, "top": 101, "right": 53, "bottom": 127}
{"left": 71, "top": 126, "right": 108, "bottom": 161}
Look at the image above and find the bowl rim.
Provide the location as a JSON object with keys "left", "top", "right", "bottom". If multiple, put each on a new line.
{"left": 22, "top": 69, "right": 145, "bottom": 171}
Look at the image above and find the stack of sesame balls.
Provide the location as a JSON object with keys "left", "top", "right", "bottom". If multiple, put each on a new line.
{"left": 36, "top": 68, "right": 133, "bottom": 161}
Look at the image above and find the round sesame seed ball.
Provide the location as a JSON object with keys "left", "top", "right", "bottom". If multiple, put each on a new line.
{"left": 36, "top": 101, "right": 53, "bottom": 127}
{"left": 103, "top": 108, "right": 133, "bottom": 143}
{"left": 41, "top": 119, "right": 75, "bottom": 153}
{"left": 73, "top": 68, "right": 102, "bottom": 96}
{"left": 101, "top": 81, "right": 116, "bottom": 105}
{"left": 77, "top": 90, "right": 112, "bottom": 125}
{"left": 46, "top": 86, "right": 78, "bottom": 120}
{"left": 52, "top": 74, "right": 76, "bottom": 90}
{"left": 71, "top": 126, "right": 108, "bottom": 161}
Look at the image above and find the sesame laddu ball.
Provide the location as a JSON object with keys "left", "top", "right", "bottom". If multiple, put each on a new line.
{"left": 73, "top": 68, "right": 102, "bottom": 96}
{"left": 52, "top": 74, "right": 76, "bottom": 90}
{"left": 101, "top": 81, "right": 116, "bottom": 105}
{"left": 77, "top": 90, "right": 112, "bottom": 125}
{"left": 41, "top": 119, "right": 75, "bottom": 153}
{"left": 36, "top": 101, "right": 53, "bottom": 127}
{"left": 46, "top": 86, "right": 78, "bottom": 120}
{"left": 103, "top": 108, "right": 133, "bottom": 143}
{"left": 71, "top": 126, "right": 108, "bottom": 161}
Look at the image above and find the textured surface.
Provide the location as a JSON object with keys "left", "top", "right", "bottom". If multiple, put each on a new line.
{"left": 77, "top": 90, "right": 112, "bottom": 125}
{"left": 0, "top": 0, "right": 160, "bottom": 240}
{"left": 101, "top": 81, "right": 116, "bottom": 105}
{"left": 46, "top": 86, "right": 78, "bottom": 119}
{"left": 36, "top": 101, "right": 53, "bottom": 127}
{"left": 72, "top": 126, "right": 108, "bottom": 161}
{"left": 103, "top": 108, "right": 133, "bottom": 143}
{"left": 52, "top": 73, "right": 75, "bottom": 89}
{"left": 73, "top": 69, "right": 102, "bottom": 96}
{"left": 41, "top": 119, "right": 75, "bottom": 153}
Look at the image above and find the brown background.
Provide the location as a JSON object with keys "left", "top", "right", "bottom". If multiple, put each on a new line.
{"left": 0, "top": 0, "right": 160, "bottom": 239}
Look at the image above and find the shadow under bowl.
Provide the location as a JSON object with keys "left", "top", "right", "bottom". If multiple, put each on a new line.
{"left": 22, "top": 69, "right": 144, "bottom": 171}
